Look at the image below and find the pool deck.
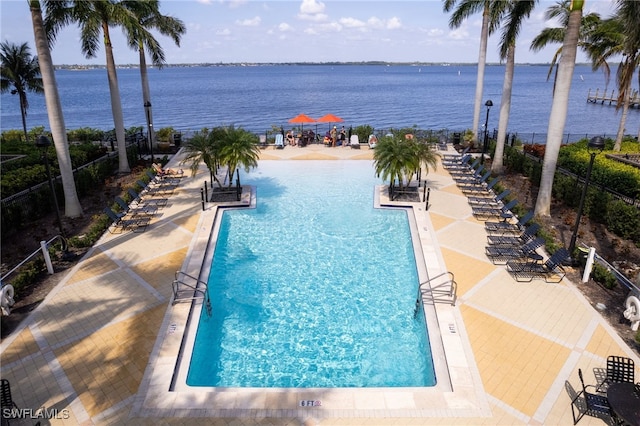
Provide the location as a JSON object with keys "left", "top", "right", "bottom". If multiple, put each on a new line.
{"left": 1, "top": 142, "right": 639, "bottom": 425}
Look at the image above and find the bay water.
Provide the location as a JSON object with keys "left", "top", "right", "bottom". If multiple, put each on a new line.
{"left": 1, "top": 64, "right": 638, "bottom": 139}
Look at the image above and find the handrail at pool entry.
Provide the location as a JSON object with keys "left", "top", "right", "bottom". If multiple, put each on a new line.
{"left": 171, "top": 271, "right": 212, "bottom": 316}
{"left": 417, "top": 271, "right": 458, "bottom": 308}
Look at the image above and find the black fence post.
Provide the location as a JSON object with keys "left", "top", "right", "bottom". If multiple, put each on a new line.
{"left": 425, "top": 187, "right": 431, "bottom": 210}
{"left": 204, "top": 180, "right": 208, "bottom": 203}
{"left": 200, "top": 188, "right": 205, "bottom": 211}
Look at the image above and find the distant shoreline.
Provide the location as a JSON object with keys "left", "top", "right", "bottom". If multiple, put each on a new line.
{"left": 55, "top": 61, "right": 579, "bottom": 71}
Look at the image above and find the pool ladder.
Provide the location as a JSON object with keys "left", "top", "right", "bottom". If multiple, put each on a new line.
{"left": 171, "top": 271, "right": 212, "bottom": 317}
{"left": 415, "top": 271, "right": 457, "bottom": 314}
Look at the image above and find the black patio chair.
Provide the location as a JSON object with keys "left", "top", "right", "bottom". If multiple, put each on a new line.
{"left": 566, "top": 369, "right": 616, "bottom": 425}
{"left": 506, "top": 248, "right": 570, "bottom": 283}
{"left": 448, "top": 157, "right": 479, "bottom": 175}
{"left": 485, "top": 236, "right": 544, "bottom": 265}
{"left": 487, "top": 223, "right": 540, "bottom": 247}
{"left": 472, "top": 198, "right": 518, "bottom": 221}
{"left": 104, "top": 207, "right": 150, "bottom": 234}
{"left": 1, "top": 379, "right": 18, "bottom": 424}
{"left": 453, "top": 167, "right": 488, "bottom": 184}
{"left": 114, "top": 196, "right": 158, "bottom": 217}
{"left": 485, "top": 211, "right": 534, "bottom": 236}
{"left": 596, "top": 355, "right": 635, "bottom": 393}
{"left": 458, "top": 175, "right": 498, "bottom": 194}
{"left": 127, "top": 189, "right": 168, "bottom": 208}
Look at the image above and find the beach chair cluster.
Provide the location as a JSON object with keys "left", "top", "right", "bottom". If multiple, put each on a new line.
{"left": 104, "top": 166, "right": 180, "bottom": 234}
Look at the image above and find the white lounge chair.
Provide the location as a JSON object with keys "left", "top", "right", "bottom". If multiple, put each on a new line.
{"left": 350, "top": 135, "right": 360, "bottom": 149}
{"left": 275, "top": 134, "right": 284, "bottom": 149}
{"left": 368, "top": 134, "right": 378, "bottom": 149}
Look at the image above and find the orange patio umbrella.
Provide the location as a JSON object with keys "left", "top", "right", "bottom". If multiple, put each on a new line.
{"left": 288, "top": 113, "right": 316, "bottom": 133}
{"left": 316, "top": 113, "right": 344, "bottom": 124}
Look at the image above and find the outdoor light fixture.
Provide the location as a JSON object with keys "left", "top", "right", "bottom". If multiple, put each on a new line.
{"left": 568, "top": 136, "right": 605, "bottom": 256}
{"left": 36, "top": 135, "right": 65, "bottom": 237}
{"left": 144, "top": 100, "right": 154, "bottom": 161}
{"left": 482, "top": 99, "right": 493, "bottom": 163}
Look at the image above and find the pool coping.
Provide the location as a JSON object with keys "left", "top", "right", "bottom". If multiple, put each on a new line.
{"left": 132, "top": 176, "right": 491, "bottom": 420}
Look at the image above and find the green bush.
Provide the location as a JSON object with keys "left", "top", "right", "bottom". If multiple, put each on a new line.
{"left": 606, "top": 201, "right": 640, "bottom": 243}
{"left": 591, "top": 262, "right": 617, "bottom": 289}
{"left": 354, "top": 125, "right": 374, "bottom": 144}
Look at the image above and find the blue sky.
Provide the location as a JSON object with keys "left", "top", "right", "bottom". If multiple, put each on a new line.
{"left": 0, "top": 0, "right": 618, "bottom": 65}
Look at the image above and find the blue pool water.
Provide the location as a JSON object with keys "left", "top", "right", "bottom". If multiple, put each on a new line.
{"left": 186, "top": 161, "right": 436, "bottom": 388}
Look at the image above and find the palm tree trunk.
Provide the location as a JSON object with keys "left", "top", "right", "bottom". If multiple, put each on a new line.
{"left": 103, "top": 22, "right": 130, "bottom": 174}
{"left": 29, "top": 0, "right": 82, "bottom": 218}
{"left": 535, "top": 1, "right": 583, "bottom": 217}
{"left": 492, "top": 45, "right": 515, "bottom": 175}
{"left": 19, "top": 93, "right": 29, "bottom": 143}
{"left": 613, "top": 85, "right": 631, "bottom": 151}
{"left": 472, "top": 4, "right": 490, "bottom": 145}
{"left": 139, "top": 46, "right": 156, "bottom": 150}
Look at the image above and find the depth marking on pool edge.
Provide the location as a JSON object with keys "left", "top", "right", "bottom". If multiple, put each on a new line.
{"left": 448, "top": 323, "right": 457, "bottom": 334}
{"left": 299, "top": 400, "right": 322, "bottom": 407}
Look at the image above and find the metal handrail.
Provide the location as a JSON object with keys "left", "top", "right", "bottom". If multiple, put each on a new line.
{"left": 171, "top": 271, "right": 212, "bottom": 316}
{"left": 0, "top": 235, "right": 67, "bottom": 283}
{"left": 418, "top": 271, "right": 457, "bottom": 306}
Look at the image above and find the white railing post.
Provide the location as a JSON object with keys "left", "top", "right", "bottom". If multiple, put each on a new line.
{"left": 41, "top": 240, "right": 54, "bottom": 274}
{"left": 582, "top": 247, "right": 596, "bottom": 283}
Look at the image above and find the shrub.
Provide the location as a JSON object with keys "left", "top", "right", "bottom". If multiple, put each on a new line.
{"left": 606, "top": 201, "right": 640, "bottom": 243}
{"left": 591, "top": 262, "right": 617, "bottom": 289}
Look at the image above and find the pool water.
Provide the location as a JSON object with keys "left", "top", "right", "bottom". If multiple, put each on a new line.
{"left": 186, "top": 161, "right": 436, "bottom": 388}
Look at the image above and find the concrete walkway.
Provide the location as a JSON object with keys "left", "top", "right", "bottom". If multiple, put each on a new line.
{"left": 1, "top": 143, "right": 638, "bottom": 425}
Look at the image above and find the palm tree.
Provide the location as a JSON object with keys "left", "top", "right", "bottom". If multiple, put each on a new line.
{"left": 530, "top": 0, "right": 601, "bottom": 85}
{"left": 534, "top": 0, "right": 584, "bottom": 217}
{"left": 122, "top": 0, "right": 186, "bottom": 153}
{"left": 28, "top": 0, "right": 82, "bottom": 218}
{"left": 217, "top": 126, "right": 261, "bottom": 186}
{"left": 583, "top": 2, "right": 640, "bottom": 150}
{"left": 0, "top": 41, "right": 44, "bottom": 144}
{"left": 492, "top": 0, "right": 537, "bottom": 175}
{"left": 443, "top": 0, "right": 501, "bottom": 145}
{"left": 44, "top": 0, "right": 150, "bottom": 174}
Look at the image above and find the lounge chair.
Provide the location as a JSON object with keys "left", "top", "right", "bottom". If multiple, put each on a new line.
{"left": 442, "top": 145, "right": 470, "bottom": 163}
{"left": 452, "top": 165, "right": 485, "bottom": 182}
{"left": 443, "top": 153, "right": 472, "bottom": 171}
{"left": 275, "top": 134, "right": 284, "bottom": 149}
{"left": 137, "top": 179, "right": 174, "bottom": 196}
{"left": 487, "top": 223, "right": 540, "bottom": 246}
{"left": 368, "top": 134, "right": 377, "bottom": 149}
{"left": 127, "top": 188, "right": 168, "bottom": 208}
{"left": 350, "top": 135, "right": 360, "bottom": 149}
{"left": 152, "top": 162, "right": 183, "bottom": 178}
{"left": 449, "top": 157, "right": 480, "bottom": 175}
{"left": 104, "top": 207, "right": 150, "bottom": 233}
{"left": 485, "top": 211, "right": 534, "bottom": 236}
{"left": 461, "top": 177, "right": 500, "bottom": 195}
{"left": 472, "top": 198, "right": 518, "bottom": 221}
{"left": 145, "top": 170, "right": 180, "bottom": 187}
{"left": 259, "top": 134, "right": 267, "bottom": 148}
{"left": 114, "top": 196, "right": 158, "bottom": 217}
{"left": 468, "top": 189, "right": 511, "bottom": 206}
{"left": 485, "top": 236, "right": 544, "bottom": 265}
{"left": 506, "top": 248, "right": 569, "bottom": 282}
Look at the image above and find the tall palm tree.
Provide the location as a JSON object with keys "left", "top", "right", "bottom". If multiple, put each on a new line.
{"left": 534, "top": 0, "right": 584, "bottom": 218}
{"left": 44, "top": 0, "right": 149, "bottom": 174}
{"left": 122, "top": 0, "right": 185, "bottom": 153}
{"left": 584, "top": 3, "right": 640, "bottom": 150}
{"left": 373, "top": 135, "right": 422, "bottom": 194}
{"left": 0, "top": 41, "right": 44, "bottom": 144}
{"left": 492, "top": 0, "right": 537, "bottom": 175}
{"left": 443, "top": 0, "right": 501, "bottom": 145}
{"left": 217, "top": 126, "right": 260, "bottom": 186}
{"left": 530, "top": 0, "right": 600, "bottom": 85}
{"left": 28, "top": 0, "right": 82, "bottom": 218}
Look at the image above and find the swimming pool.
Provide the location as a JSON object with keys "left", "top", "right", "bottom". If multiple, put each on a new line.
{"left": 186, "top": 161, "right": 436, "bottom": 388}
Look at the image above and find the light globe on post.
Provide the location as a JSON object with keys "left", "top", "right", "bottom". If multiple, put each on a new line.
{"left": 482, "top": 99, "right": 493, "bottom": 163}
{"left": 35, "top": 135, "right": 65, "bottom": 237}
{"left": 144, "top": 101, "right": 154, "bottom": 162}
{"left": 568, "top": 136, "right": 606, "bottom": 257}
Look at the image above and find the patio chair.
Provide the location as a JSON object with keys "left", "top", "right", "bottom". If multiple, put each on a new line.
{"left": 442, "top": 153, "right": 472, "bottom": 169}
{"left": 467, "top": 189, "right": 511, "bottom": 206}
{"left": 453, "top": 165, "right": 486, "bottom": 183}
{"left": 127, "top": 188, "right": 168, "bottom": 208}
{"left": 472, "top": 198, "right": 518, "bottom": 221}
{"left": 136, "top": 179, "right": 174, "bottom": 196}
{"left": 596, "top": 355, "right": 635, "bottom": 393}
{"left": 104, "top": 207, "right": 150, "bottom": 234}
{"left": 114, "top": 196, "right": 157, "bottom": 217}
{"left": 566, "top": 369, "right": 615, "bottom": 425}
{"left": 485, "top": 211, "right": 534, "bottom": 236}
{"left": 350, "top": 135, "right": 360, "bottom": 149}
{"left": 1, "top": 379, "right": 18, "bottom": 422}
{"left": 506, "top": 248, "right": 569, "bottom": 283}
{"left": 368, "top": 134, "right": 377, "bottom": 149}
{"left": 259, "top": 134, "right": 267, "bottom": 148}
{"left": 442, "top": 145, "right": 470, "bottom": 163}
{"left": 460, "top": 177, "right": 500, "bottom": 195}
{"left": 145, "top": 171, "right": 180, "bottom": 188}
{"left": 487, "top": 223, "right": 540, "bottom": 246}
{"left": 448, "top": 158, "right": 480, "bottom": 175}
{"left": 485, "top": 236, "right": 544, "bottom": 265}
{"left": 275, "top": 134, "right": 284, "bottom": 149}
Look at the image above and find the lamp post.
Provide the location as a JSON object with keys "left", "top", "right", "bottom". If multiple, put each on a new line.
{"left": 144, "top": 101, "right": 154, "bottom": 162}
{"left": 35, "top": 135, "right": 65, "bottom": 237}
{"left": 482, "top": 99, "right": 493, "bottom": 163}
{"left": 568, "top": 136, "right": 605, "bottom": 256}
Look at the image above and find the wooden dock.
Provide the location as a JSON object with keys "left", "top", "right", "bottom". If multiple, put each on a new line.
{"left": 587, "top": 88, "right": 640, "bottom": 108}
